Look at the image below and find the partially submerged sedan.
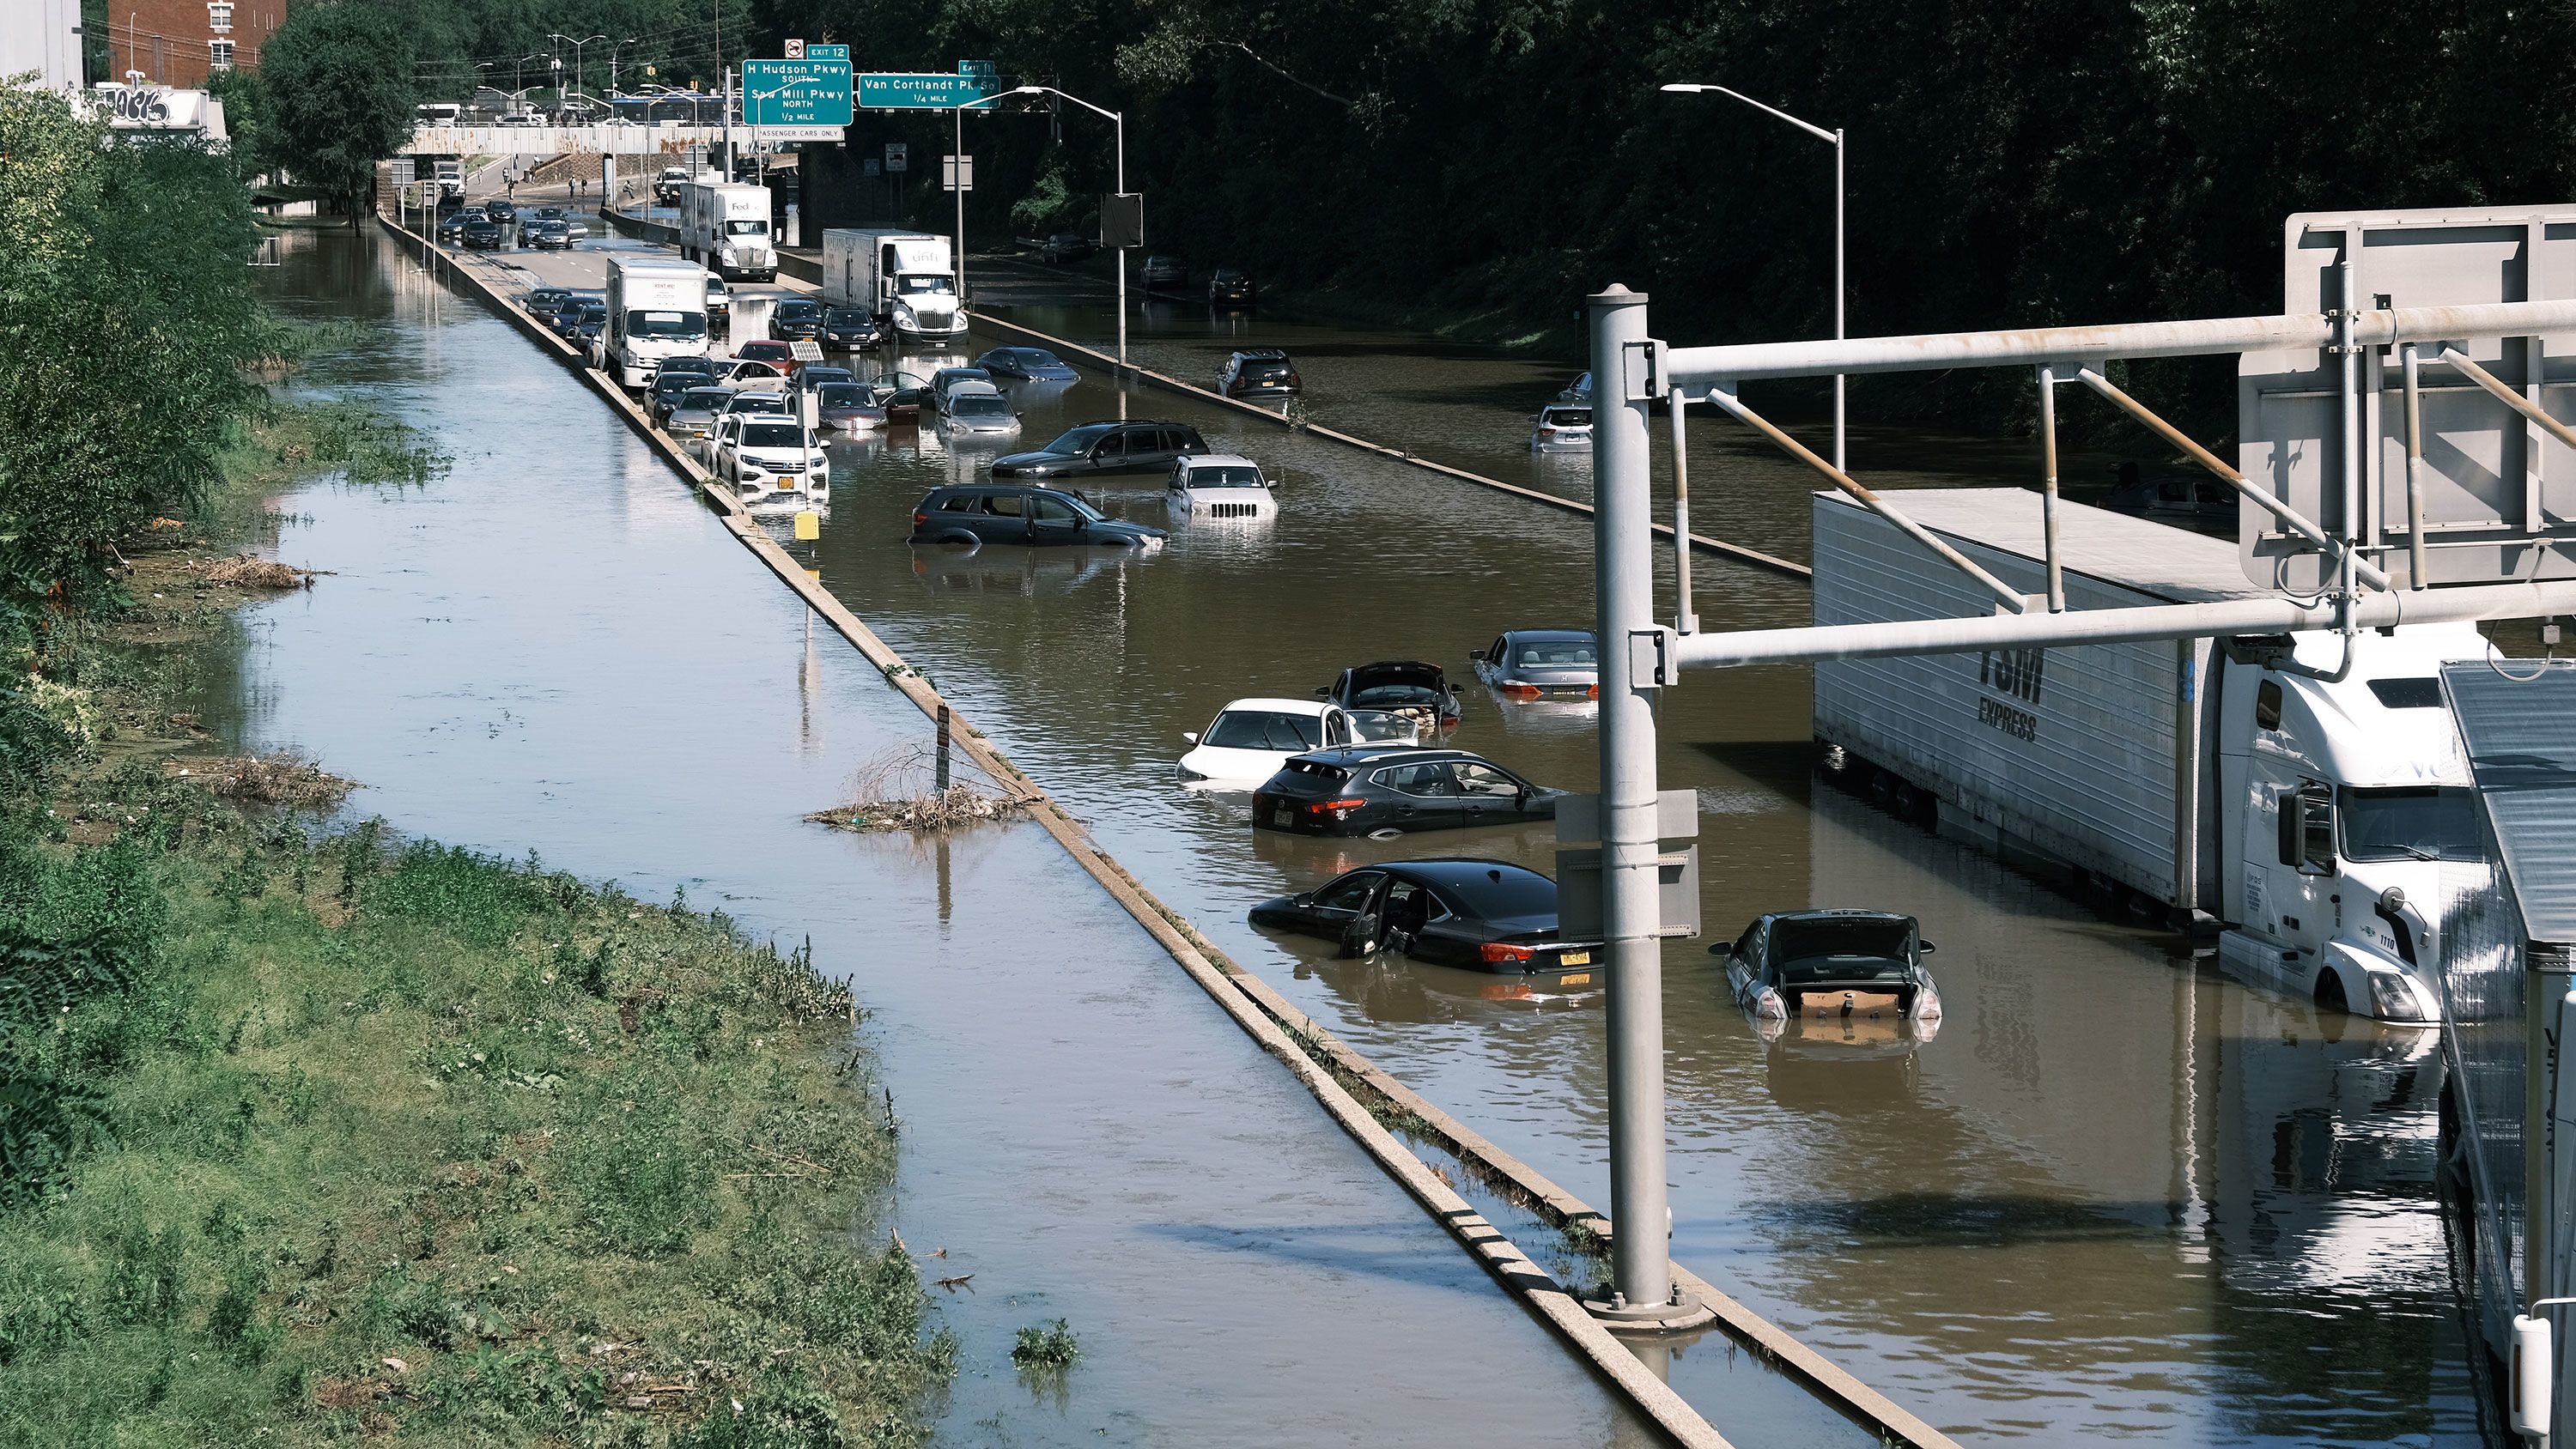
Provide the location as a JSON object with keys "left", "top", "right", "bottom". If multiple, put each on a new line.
{"left": 1472, "top": 629, "right": 1600, "bottom": 701}
{"left": 1712, "top": 910, "right": 1942, "bottom": 1042}
{"left": 1531, "top": 403, "right": 1593, "bottom": 452}
{"left": 1252, "top": 746, "right": 1561, "bottom": 836}
{"left": 1176, "top": 699, "right": 1418, "bottom": 788}
{"left": 1319, "top": 660, "right": 1461, "bottom": 734}
{"left": 1249, "top": 859, "right": 1601, "bottom": 976}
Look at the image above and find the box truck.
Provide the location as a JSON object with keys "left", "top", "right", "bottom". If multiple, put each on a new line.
{"left": 820, "top": 228, "right": 964, "bottom": 343}
{"left": 677, "top": 181, "right": 774, "bottom": 282}
{"left": 595, "top": 255, "right": 710, "bottom": 391}
{"left": 1811, "top": 487, "right": 2506, "bottom": 1024}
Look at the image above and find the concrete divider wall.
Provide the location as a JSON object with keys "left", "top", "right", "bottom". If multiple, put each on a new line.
{"left": 380, "top": 214, "right": 1953, "bottom": 1449}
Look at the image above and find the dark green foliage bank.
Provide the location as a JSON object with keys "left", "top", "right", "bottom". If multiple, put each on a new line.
{"left": 0, "top": 781, "right": 953, "bottom": 1446}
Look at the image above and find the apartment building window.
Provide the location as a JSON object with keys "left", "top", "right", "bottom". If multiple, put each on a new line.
{"left": 208, "top": 3, "right": 234, "bottom": 32}
{"left": 210, "top": 40, "right": 235, "bottom": 70}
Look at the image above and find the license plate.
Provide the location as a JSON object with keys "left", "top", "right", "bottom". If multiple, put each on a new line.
{"left": 1558, "top": 951, "right": 1591, "bottom": 967}
{"left": 1272, "top": 808, "right": 1292, "bottom": 828}
{"left": 1558, "top": 973, "right": 1592, "bottom": 986}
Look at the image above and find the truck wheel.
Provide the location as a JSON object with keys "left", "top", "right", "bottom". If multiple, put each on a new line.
{"left": 2313, "top": 967, "right": 2351, "bottom": 1014}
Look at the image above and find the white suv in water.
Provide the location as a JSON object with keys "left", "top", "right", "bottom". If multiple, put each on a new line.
{"left": 1176, "top": 698, "right": 1418, "bottom": 788}
{"left": 705, "top": 415, "right": 829, "bottom": 512}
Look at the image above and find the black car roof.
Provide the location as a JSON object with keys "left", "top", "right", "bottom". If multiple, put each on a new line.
{"left": 1291, "top": 745, "right": 1484, "bottom": 767}
{"left": 1374, "top": 859, "right": 1552, "bottom": 891}
{"left": 1759, "top": 909, "right": 1917, "bottom": 928}
{"left": 1231, "top": 348, "right": 1289, "bottom": 361}
{"left": 1072, "top": 418, "right": 1188, "bottom": 429}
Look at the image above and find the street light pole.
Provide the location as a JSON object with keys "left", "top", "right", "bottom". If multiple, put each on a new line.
{"left": 1661, "top": 82, "right": 1847, "bottom": 471}
{"left": 987, "top": 85, "right": 1127, "bottom": 363}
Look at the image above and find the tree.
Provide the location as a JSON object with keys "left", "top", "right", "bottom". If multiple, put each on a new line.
{"left": 260, "top": 2, "right": 418, "bottom": 225}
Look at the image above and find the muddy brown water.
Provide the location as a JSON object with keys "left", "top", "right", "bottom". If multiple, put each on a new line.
{"left": 271, "top": 222, "right": 2492, "bottom": 1446}
{"left": 226, "top": 227, "right": 1704, "bottom": 1448}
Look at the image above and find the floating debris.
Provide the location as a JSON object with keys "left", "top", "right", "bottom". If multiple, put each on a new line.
{"left": 174, "top": 752, "right": 355, "bottom": 808}
{"left": 195, "top": 554, "right": 331, "bottom": 590}
{"left": 805, "top": 785, "right": 1025, "bottom": 834}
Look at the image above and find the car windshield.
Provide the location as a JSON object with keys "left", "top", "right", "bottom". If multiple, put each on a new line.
{"left": 723, "top": 219, "right": 768, "bottom": 236}
{"left": 740, "top": 423, "right": 804, "bottom": 449}
{"left": 776, "top": 301, "right": 818, "bottom": 318}
{"left": 680, "top": 390, "right": 729, "bottom": 409}
{"left": 1184, "top": 466, "right": 1264, "bottom": 489}
{"left": 1022, "top": 350, "right": 1064, "bottom": 368}
{"left": 1043, "top": 424, "right": 1115, "bottom": 457}
{"left": 1436, "top": 867, "right": 1555, "bottom": 921}
{"left": 2340, "top": 785, "right": 2482, "bottom": 862}
{"left": 1205, "top": 711, "right": 1322, "bottom": 751}
{"left": 626, "top": 310, "right": 705, "bottom": 338}
{"left": 951, "top": 396, "right": 1012, "bottom": 419}
{"left": 823, "top": 307, "right": 867, "bottom": 325}
{"left": 815, "top": 385, "right": 866, "bottom": 408}
{"left": 896, "top": 275, "right": 956, "bottom": 296}
{"left": 730, "top": 397, "right": 785, "bottom": 413}
{"left": 1516, "top": 640, "right": 1598, "bottom": 668}
{"left": 1770, "top": 919, "right": 1915, "bottom": 982}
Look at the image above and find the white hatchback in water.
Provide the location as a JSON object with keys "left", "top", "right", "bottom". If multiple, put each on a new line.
{"left": 1177, "top": 698, "right": 1418, "bottom": 788}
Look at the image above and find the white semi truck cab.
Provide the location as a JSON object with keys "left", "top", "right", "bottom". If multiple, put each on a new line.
{"left": 819, "top": 228, "right": 963, "bottom": 343}
{"left": 678, "top": 182, "right": 775, "bottom": 282}
{"left": 2213, "top": 626, "right": 2488, "bottom": 1023}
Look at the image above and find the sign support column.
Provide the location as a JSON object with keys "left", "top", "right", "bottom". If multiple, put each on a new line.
{"left": 1587, "top": 285, "right": 1709, "bottom": 1332}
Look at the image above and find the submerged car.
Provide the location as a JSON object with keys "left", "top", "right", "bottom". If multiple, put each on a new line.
{"left": 990, "top": 421, "right": 1210, "bottom": 481}
{"left": 1471, "top": 629, "right": 1600, "bottom": 701}
{"left": 975, "top": 346, "right": 1078, "bottom": 383}
{"left": 769, "top": 297, "right": 825, "bottom": 342}
{"left": 522, "top": 286, "right": 575, "bottom": 323}
{"left": 462, "top": 218, "right": 506, "bottom": 251}
{"left": 1177, "top": 699, "right": 1419, "bottom": 787}
{"left": 820, "top": 306, "right": 880, "bottom": 351}
{"left": 1712, "top": 910, "right": 1942, "bottom": 1041}
{"left": 937, "top": 381, "right": 1021, "bottom": 439}
{"left": 653, "top": 354, "right": 722, "bottom": 386}
{"left": 1141, "top": 254, "right": 1189, "bottom": 290}
{"left": 1206, "top": 267, "right": 1258, "bottom": 307}
{"left": 705, "top": 415, "right": 831, "bottom": 511}
{"left": 1218, "top": 348, "right": 1300, "bottom": 398}
{"left": 1248, "top": 859, "right": 1601, "bottom": 975}
{"left": 735, "top": 339, "right": 798, "bottom": 371}
{"left": 908, "top": 484, "right": 1167, "bottom": 549}
{"left": 646, "top": 369, "right": 705, "bottom": 424}
{"left": 812, "top": 381, "right": 888, "bottom": 432}
{"left": 1531, "top": 403, "right": 1593, "bottom": 452}
{"left": 1165, "top": 454, "right": 1276, "bottom": 521}
{"left": 662, "top": 387, "right": 733, "bottom": 440}
{"left": 1252, "top": 747, "right": 1561, "bottom": 837}
{"left": 928, "top": 366, "right": 995, "bottom": 415}
{"left": 1319, "top": 661, "right": 1461, "bottom": 734}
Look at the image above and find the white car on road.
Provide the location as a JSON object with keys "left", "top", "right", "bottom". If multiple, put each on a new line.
{"left": 1177, "top": 698, "right": 1419, "bottom": 787}
{"left": 702, "top": 415, "right": 830, "bottom": 512}
{"left": 1166, "top": 453, "right": 1276, "bottom": 521}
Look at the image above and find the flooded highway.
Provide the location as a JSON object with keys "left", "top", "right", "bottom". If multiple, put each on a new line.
{"left": 366, "top": 215, "right": 2490, "bottom": 1445}
{"left": 224, "top": 227, "right": 1679, "bottom": 1448}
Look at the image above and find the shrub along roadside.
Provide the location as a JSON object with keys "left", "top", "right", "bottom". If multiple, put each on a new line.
{"left": 0, "top": 778, "right": 953, "bottom": 1446}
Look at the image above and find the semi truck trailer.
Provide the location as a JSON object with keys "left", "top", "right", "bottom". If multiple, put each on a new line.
{"left": 1811, "top": 488, "right": 2503, "bottom": 1024}
{"left": 819, "top": 228, "right": 964, "bottom": 343}
{"left": 677, "top": 181, "right": 774, "bottom": 282}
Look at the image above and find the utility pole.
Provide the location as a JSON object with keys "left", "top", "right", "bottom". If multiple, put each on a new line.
{"left": 1586, "top": 284, "right": 1708, "bottom": 1333}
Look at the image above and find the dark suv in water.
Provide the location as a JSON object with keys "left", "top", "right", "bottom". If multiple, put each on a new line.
{"left": 988, "top": 420, "right": 1210, "bottom": 480}
{"left": 908, "top": 485, "right": 1168, "bottom": 549}
{"left": 1207, "top": 268, "right": 1258, "bottom": 307}
{"left": 769, "top": 297, "right": 825, "bottom": 343}
{"left": 1218, "top": 349, "right": 1299, "bottom": 397}
{"left": 462, "top": 217, "right": 505, "bottom": 251}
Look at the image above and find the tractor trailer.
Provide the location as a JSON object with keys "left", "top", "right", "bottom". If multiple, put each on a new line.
{"left": 677, "top": 181, "right": 774, "bottom": 282}
{"left": 820, "top": 228, "right": 964, "bottom": 343}
{"left": 1811, "top": 487, "right": 2503, "bottom": 1025}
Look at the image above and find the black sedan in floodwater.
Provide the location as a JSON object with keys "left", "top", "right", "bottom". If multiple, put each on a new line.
{"left": 1252, "top": 746, "right": 1562, "bottom": 837}
{"left": 1713, "top": 909, "right": 1943, "bottom": 1043}
{"left": 1249, "top": 859, "right": 1601, "bottom": 975}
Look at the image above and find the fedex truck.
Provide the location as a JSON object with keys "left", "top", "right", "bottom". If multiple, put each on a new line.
{"left": 594, "top": 255, "right": 710, "bottom": 390}
{"left": 820, "top": 228, "right": 964, "bottom": 343}
{"left": 677, "top": 181, "right": 775, "bottom": 282}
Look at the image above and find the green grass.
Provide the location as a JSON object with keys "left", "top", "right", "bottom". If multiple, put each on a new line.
{"left": 1008, "top": 1319, "right": 1078, "bottom": 1370}
{"left": 0, "top": 783, "right": 953, "bottom": 1446}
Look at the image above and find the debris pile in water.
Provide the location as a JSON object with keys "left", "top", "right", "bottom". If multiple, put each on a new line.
{"left": 174, "top": 752, "right": 355, "bottom": 808}
{"left": 196, "top": 554, "right": 329, "bottom": 590}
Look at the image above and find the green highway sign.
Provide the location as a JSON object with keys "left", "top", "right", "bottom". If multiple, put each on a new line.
{"left": 743, "top": 58, "right": 853, "bottom": 128}
{"left": 857, "top": 72, "right": 994, "bottom": 109}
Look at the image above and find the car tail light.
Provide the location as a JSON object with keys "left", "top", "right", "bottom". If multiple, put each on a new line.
{"left": 1499, "top": 682, "right": 1543, "bottom": 700}
{"left": 913, "top": 512, "right": 929, "bottom": 524}
{"left": 1587, "top": 684, "right": 1600, "bottom": 700}
{"left": 1479, "top": 943, "right": 1537, "bottom": 966}
{"left": 1303, "top": 797, "right": 1367, "bottom": 822}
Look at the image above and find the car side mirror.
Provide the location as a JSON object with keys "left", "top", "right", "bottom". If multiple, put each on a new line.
{"left": 1182, "top": 731, "right": 1199, "bottom": 745}
{"left": 1313, "top": 687, "right": 1331, "bottom": 699}
{"left": 1291, "top": 893, "right": 1313, "bottom": 907}
{"left": 1468, "top": 649, "right": 1485, "bottom": 661}
{"left": 1449, "top": 684, "right": 1464, "bottom": 695}
{"left": 1918, "top": 941, "right": 1937, "bottom": 955}
{"left": 1709, "top": 943, "right": 1733, "bottom": 959}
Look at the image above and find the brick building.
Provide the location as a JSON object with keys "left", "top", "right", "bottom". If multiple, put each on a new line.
{"left": 105, "top": 0, "right": 288, "bottom": 89}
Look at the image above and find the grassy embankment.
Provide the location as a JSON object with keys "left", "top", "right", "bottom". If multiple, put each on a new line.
{"left": 0, "top": 365, "right": 953, "bottom": 1447}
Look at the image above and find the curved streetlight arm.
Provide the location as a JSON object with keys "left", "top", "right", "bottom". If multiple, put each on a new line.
{"left": 1660, "top": 82, "right": 1834, "bottom": 145}
{"left": 1008, "top": 82, "right": 1121, "bottom": 126}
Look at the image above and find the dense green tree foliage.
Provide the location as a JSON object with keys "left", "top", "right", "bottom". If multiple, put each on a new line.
{"left": 753, "top": 0, "right": 2576, "bottom": 425}
{"left": 0, "top": 88, "right": 269, "bottom": 621}
{"left": 258, "top": 3, "right": 421, "bottom": 223}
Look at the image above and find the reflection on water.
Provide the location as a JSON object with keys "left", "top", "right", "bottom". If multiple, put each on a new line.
{"left": 798, "top": 280, "right": 2491, "bottom": 1446}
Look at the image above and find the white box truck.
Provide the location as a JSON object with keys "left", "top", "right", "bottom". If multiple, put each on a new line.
{"left": 1812, "top": 487, "right": 2503, "bottom": 1024}
{"left": 677, "top": 181, "right": 774, "bottom": 282}
{"left": 820, "top": 228, "right": 964, "bottom": 344}
{"left": 595, "top": 255, "right": 710, "bottom": 391}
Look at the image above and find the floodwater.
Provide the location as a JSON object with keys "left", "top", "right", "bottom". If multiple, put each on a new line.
{"left": 226, "top": 228, "right": 1676, "bottom": 1447}
{"left": 810, "top": 255, "right": 2485, "bottom": 1445}
{"left": 283, "top": 215, "right": 2494, "bottom": 1446}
